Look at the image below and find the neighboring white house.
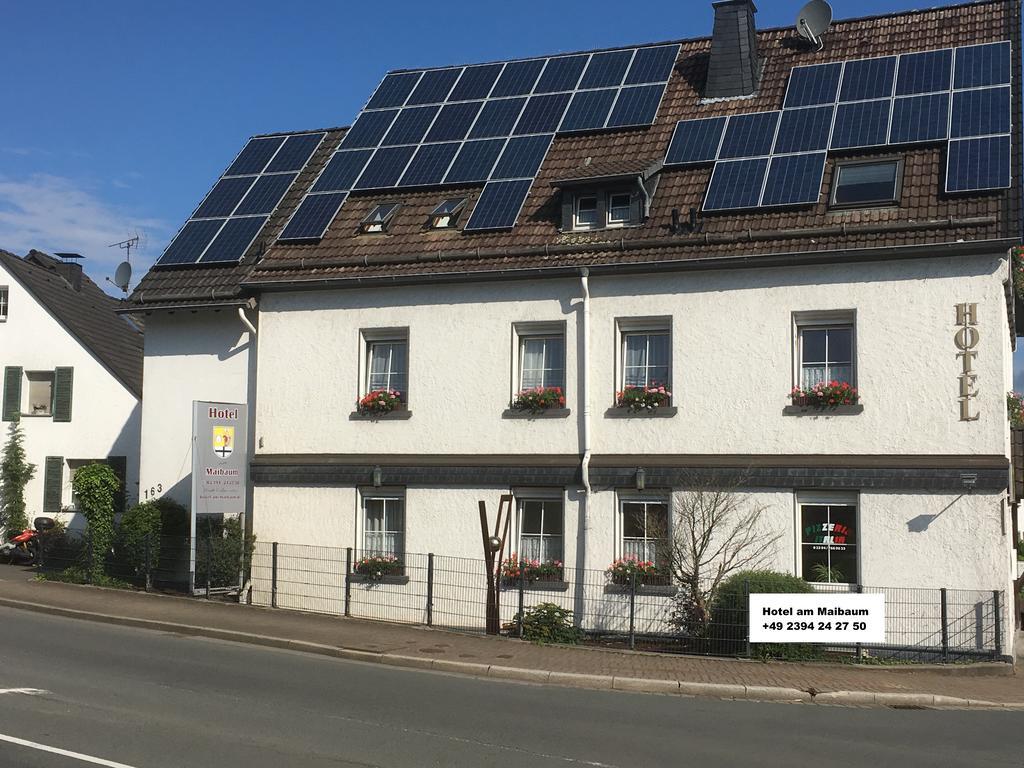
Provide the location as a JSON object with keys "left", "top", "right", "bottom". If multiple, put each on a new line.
{"left": 0, "top": 250, "right": 143, "bottom": 526}
{"left": 128, "top": 0, "right": 1022, "bottom": 653}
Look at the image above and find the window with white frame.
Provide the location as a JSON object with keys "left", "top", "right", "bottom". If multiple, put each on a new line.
{"left": 620, "top": 498, "right": 668, "bottom": 566}
{"left": 0, "top": 286, "right": 8, "bottom": 321}
{"left": 606, "top": 192, "right": 632, "bottom": 227}
{"left": 364, "top": 332, "right": 408, "bottom": 400}
{"left": 363, "top": 494, "right": 405, "bottom": 558}
{"left": 25, "top": 371, "right": 54, "bottom": 416}
{"left": 620, "top": 322, "right": 671, "bottom": 391}
{"left": 797, "top": 320, "right": 854, "bottom": 390}
{"left": 799, "top": 496, "right": 858, "bottom": 584}
{"left": 518, "top": 332, "right": 565, "bottom": 391}
{"left": 518, "top": 498, "right": 563, "bottom": 563}
{"left": 574, "top": 195, "right": 598, "bottom": 230}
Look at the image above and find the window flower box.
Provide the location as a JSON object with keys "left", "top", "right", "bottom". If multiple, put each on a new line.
{"left": 511, "top": 386, "right": 565, "bottom": 413}
{"left": 352, "top": 554, "right": 403, "bottom": 581}
{"left": 357, "top": 389, "right": 405, "bottom": 415}
{"left": 615, "top": 385, "right": 671, "bottom": 412}
{"left": 604, "top": 555, "right": 669, "bottom": 587}
{"left": 500, "top": 555, "right": 564, "bottom": 586}
{"left": 789, "top": 381, "right": 858, "bottom": 408}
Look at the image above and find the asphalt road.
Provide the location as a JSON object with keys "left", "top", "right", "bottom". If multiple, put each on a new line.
{"left": 0, "top": 607, "right": 1018, "bottom": 768}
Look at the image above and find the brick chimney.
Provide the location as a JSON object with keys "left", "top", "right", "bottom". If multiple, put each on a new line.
{"left": 704, "top": 0, "right": 761, "bottom": 99}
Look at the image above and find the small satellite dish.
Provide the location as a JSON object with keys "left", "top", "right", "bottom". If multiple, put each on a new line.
{"left": 113, "top": 261, "right": 132, "bottom": 292}
{"left": 797, "top": 0, "right": 832, "bottom": 49}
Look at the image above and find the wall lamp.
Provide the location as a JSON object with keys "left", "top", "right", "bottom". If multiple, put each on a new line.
{"left": 635, "top": 467, "right": 646, "bottom": 491}
{"left": 960, "top": 472, "right": 977, "bottom": 491}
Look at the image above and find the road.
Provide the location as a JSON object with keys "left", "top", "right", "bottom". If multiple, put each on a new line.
{"left": 0, "top": 607, "right": 1018, "bottom": 768}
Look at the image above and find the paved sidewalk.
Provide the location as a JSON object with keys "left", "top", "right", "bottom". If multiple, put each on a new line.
{"left": 0, "top": 567, "right": 1020, "bottom": 709}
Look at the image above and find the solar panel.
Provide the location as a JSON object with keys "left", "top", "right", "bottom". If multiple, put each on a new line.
{"left": 157, "top": 219, "right": 225, "bottom": 266}
{"left": 718, "top": 112, "right": 779, "bottom": 159}
{"left": 514, "top": 92, "right": 572, "bottom": 135}
{"left": 234, "top": 173, "right": 297, "bottom": 216}
{"left": 444, "top": 139, "right": 505, "bottom": 183}
{"left": 703, "top": 158, "right": 769, "bottom": 211}
{"left": 366, "top": 72, "right": 421, "bottom": 109}
{"left": 491, "top": 134, "right": 553, "bottom": 179}
{"left": 954, "top": 42, "right": 1011, "bottom": 90}
{"left": 279, "top": 192, "right": 348, "bottom": 241}
{"left": 784, "top": 63, "right": 842, "bottom": 108}
{"left": 449, "top": 63, "right": 503, "bottom": 101}
{"left": 312, "top": 149, "right": 373, "bottom": 193}
{"left": 838, "top": 56, "right": 896, "bottom": 102}
{"left": 606, "top": 84, "right": 666, "bottom": 127}
{"left": 772, "top": 106, "right": 834, "bottom": 154}
{"left": 888, "top": 93, "right": 949, "bottom": 144}
{"left": 946, "top": 135, "right": 1011, "bottom": 192}
{"left": 340, "top": 110, "right": 399, "bottom": 149}
{"left": 225, "top": 136, "right": 285, "bottom": 176}
{"left": 559, "top": 89, "right": 617, "bottom": 132}
{"left": 760, "top": 152, "right": 826, "bottom": 207}
{"left": 830, "top": 99, "right": 891, "bottom": 150}
{"left": 398, "top": 142, "right": 461, "bottom": 187}
{"left": 469, "top": 98, "right": 527, "bottom": 138}
{"left": 194, "top": 176, "right": 256, "bottom": 219}
{"left": 201, "top": 216, "right": 268, "bottom": 263}
{"left": 425, "top": 101, "right": 483, "bottom": 143}
{"left": 664, "top": 117, "right": 726, "bottom": 165}
{"left": 406, "top": 68, "right": 461, "bottom": 105}
{"left": 950, "top": 86, "right": 1010, "bottom": 139}
{"left": 895, "top": 48, "right": 952, "bottom": 96}
{"left": 534, "top": 55, "right": 588, "bottom": 93}
{"left": 265, "top": 133, "right": 325, "bottom": 173}
{"left": 464, "top": 179, "right": 533, "bottom": 230}
{"left": 580, "top": 50, "right": 633, "bottom": 89}
{"left": 490, "top": 59, "right": 545, "bottom": 97}
{"left": 381, "top": 105, "right": 440, "bottom": 146}
{"left": 352, "top": 146, "right": 417, "bottom": 190}
{"left": 625, "top": 45, "right": 678, "bottom": 85}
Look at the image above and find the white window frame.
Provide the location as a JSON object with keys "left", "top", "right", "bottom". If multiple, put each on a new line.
{"left": 23, "top": 370, "right": 54, "bottom": 417}
{"left": 617, "top": 494, "right": 670, "bottom": 567}
{"left": 360, "top": 327, "right": 409, "bottom": 402}
{"left": 792, "top": 310, "right": 857, "bottom": 391}
{"left": 606, "top": 192, "right": 632, "bottom": 228}
{"left": 573, "top": 194, "right": 598, "bottom": 230}
{"left": 511, "top": 321, "right": 567, "bottom": 402}
{"left": 0, "top": 286, "right": 8, "bottom": 321}
{"left": 360, "top": 489, "right": 406, "bottom": 560}
{"left": 515, "top": 493, "right": 565, "bottom": 564}
{"left": 616, "top": 317, "right": 672, "bottom": 397}
{"left": 795, "top": 491, "right": 860, "bottom": 587}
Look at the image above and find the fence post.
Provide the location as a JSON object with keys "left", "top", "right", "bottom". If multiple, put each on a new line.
{"left": 517, "top": 561, "right": 526, "bottom": 640}
{"left": 426, "top": 553, "right": 434, "bottom": 627}
{"left": 36, "top": 530, "right": 44, "bottom": 571}
{"left": 744, "top": 578, "right": 751, "bottom": 659}
{"left": 344, "top": 547, "right": 352, "bottom": 617}
{"left": 271, "top": 542, "right": 279, "bottom": 609}
{"left": 993, "top": 590, "right": 1003, "bottom": 658}
{"left": 628, "top": 571, "right": 637, "bottom": 651}
{"left": 856, "top": 584, "right": 864, "bottom": 661}
{"left": 204, "top": 535, "right": 212, "bottom": 599}
{"left": 86, "top": 529, "right": 94, "bottom": 585}
{"left": 940, "top": 587, "right": 949, "bottom": 663}
{"left": 144, "top": 534, "right": 152, "bottom": 593}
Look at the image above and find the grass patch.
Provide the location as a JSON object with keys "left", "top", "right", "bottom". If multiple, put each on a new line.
{"left": 36, "top": 567, "right": 133, "bottom": 590}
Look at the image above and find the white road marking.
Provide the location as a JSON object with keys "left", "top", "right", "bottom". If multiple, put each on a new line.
{"left": 0, "top": 687, "right": 48, "bottom": 696}
{"left": 0, "top": 732, "right": 139, "bottom": 767}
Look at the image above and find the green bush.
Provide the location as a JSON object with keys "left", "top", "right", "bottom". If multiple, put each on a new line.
{"left": 517, "top": 602, "right": 582, "bottom": 644}
{"left": 0, "top": 419, "right": 35, "bottom": 535}
{"left": 71, "top": 463, "right": 120, "bottom": 581}
{"left": 117, "top": 497, "right": 185, "bottom": 579}
{"left": 195, "top": 516, "right": 254, "bottom": 589}
{"left": 709, "top": 570, "right": 817, "bottom": 659}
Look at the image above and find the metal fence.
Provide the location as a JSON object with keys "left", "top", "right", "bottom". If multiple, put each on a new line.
{"left": 248, "top": 542, "right": 1007, "bottom": 663}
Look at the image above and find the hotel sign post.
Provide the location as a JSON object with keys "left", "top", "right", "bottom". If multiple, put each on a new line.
{"left": 955, "top": 303, "right": 980, "bottom": 422}
{"left": 190, "top": 401, "right": 248, "bottom": 593}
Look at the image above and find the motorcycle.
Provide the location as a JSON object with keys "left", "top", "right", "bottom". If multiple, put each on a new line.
{"left": 0, "top": 517, "right": 55, "bottom": 565}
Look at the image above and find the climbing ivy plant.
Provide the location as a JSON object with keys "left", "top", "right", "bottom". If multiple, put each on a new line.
{"left": 71, "top": 463, "right": 120, "bottom": 579}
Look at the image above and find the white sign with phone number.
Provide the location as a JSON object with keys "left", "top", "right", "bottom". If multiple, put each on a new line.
{"left": 749, "top": 593, "right": 885, "bottom": 643}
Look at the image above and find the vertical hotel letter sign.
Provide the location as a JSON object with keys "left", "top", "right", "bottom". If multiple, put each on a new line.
{"left": 955, "top": 303, "right": 979, "bottom": 422}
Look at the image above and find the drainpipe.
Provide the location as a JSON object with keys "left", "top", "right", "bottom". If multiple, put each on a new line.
{"left": 238, "top": 306, "right": 257, "bottom": 336}
{"left": 579, "top": 268, "right": 592, "bottom": 555}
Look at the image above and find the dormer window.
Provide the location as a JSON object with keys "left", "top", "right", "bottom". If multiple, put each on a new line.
{"left": 607, "top": 193, "right": 633, "bottom": 228}
{"left": 569, "top": 190, "right": 638, "bottom": 231}
{"left": 429, "top": 198, "right": 467, "bottom": 229}
{"left": 574, "top": 196, "right": 599, "bottom": 230}
{"left": 552, "top": 159, "right": 662, "bottom": 233}
{"left": 360, "top": 202, "right": 401, "bottom": 234}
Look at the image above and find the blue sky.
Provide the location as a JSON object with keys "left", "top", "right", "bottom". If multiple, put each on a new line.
{"left": 2, "top": 0, "right": 1021, "bottom": 381}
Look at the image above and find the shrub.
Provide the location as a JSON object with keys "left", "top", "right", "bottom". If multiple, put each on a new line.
{"left": 511, "top": 386, "right": 565, "bottom": 412}
{"left": 615, "top": 385, "right": 671, "bottom": 412}
{"left": 71, "top": 463, "right": 120, "bottom": 581}
{"left": 0, "top": 418, "right": 35, "bottom": 535}
{"left": 1008, "top": 392, "right": 1024, "bottom": 428}
{"left": 117, "top": 497, "right": 184, "bottom": 580}
{"left": 194, "top": 516, "right": 254, "bottom": 589}
{"left": 708, "top": 569, "right": 817, "bottom": 659}
{"left": 517, "top": 602, "right": 582, "bottom": 644}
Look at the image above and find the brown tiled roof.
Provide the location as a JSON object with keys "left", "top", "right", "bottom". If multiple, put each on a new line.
{"left": 0, "top": 250, "right": 144, "bottom": 397}
{"left": 551, "top": 157, "right": 663, "bottom": 185}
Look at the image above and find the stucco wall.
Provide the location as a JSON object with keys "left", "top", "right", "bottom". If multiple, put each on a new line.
{"left": 0, "top": 263, "right": 140, "bottom": 525}
{"left": 138, "top": 311, "right": 254, "bottom": 510}
{"left": 255, "top": 252, "right": 1012, "bottom": 458}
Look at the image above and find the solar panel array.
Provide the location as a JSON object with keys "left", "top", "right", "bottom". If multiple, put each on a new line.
{"left": 156, "top": 132, "right": 325, "bottom": 266}
{"left": 280, "top": 44, "right": 679, "bottom": 240}
{"left": 664, "top": 41, "right": 1012, "bottom": 211}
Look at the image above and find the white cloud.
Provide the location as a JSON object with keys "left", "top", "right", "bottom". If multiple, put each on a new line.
{"left": 0, "top": 173, "right": 168, "bottom": 278}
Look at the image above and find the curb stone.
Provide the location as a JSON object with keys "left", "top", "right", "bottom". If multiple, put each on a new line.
{"left": 0, "top": 594, "right": 1019, "bottom": 710}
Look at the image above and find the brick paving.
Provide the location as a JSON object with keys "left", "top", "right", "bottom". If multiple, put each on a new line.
{"left": 0, "top": 568, "right": 1020, "bottom": 704}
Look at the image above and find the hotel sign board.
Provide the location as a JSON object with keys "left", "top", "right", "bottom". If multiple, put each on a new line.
{"left": 749, "top": 593, "right": 885, "bottom": 644}
{"left": 955, "top": 303, "right": 979, "bottom": 422}
{"left": 191, "top": 401, "right": 248, "bottom": 516}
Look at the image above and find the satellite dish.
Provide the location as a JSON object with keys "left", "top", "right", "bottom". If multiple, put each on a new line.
{"left": 113, "top": 261, "right": 132, "bottom": 292}
{"left": 797, "top": 0, "right": 832, "bottom": 49}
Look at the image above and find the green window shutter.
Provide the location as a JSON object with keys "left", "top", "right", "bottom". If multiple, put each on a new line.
{"left": 106, "top": 456, "right": 127, "bottom": 515}
{"left": 3, "top": 366, "right": 21, "bottom": 422}
{"left": 52, "top": 367, "right": 73, "bottom": 422}
{"left": 43, "top": 457, "right": 64, "bottom": 514}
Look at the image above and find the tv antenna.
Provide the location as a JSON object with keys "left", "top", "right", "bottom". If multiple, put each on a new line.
{"left": 107, "top": 235, "right": 139, "bottom": 295}
{"left": 796, "top": 0, "right": 832, "bottom": 51}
